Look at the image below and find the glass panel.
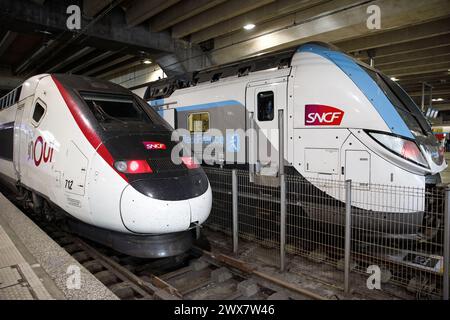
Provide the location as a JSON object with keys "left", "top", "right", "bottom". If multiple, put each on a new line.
{"left": 32, "top": 103, "right": 45, "bottom": 123}
{"left": 363, "top": 66, "right": 430, "bottom": 137}
{"left": 257, "top": 91, "right": 274, "bottom": 121}
{"left": 188, "top": 112, "right": 209, "bottom": 133}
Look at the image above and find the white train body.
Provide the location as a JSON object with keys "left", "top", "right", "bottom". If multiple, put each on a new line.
{"left": 0, "top": 74, "right": 212, "bottom": 258}
{"left": 147, "top": 43, "right": 446, "bottom": 236}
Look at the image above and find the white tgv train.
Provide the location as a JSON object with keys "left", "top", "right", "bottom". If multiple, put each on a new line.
{"left": 145, "top": 42, "right": 447, "bottom": 238}
{"left": 0, "top": 74, "right": 212, "bottom": 258}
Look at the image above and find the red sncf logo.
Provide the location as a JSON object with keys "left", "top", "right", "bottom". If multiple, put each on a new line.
{"left": 143, "top": 141, "right": 166, "bottom": 150}
{"left": 305, "top": 104, "right": 344, "bottom": 126}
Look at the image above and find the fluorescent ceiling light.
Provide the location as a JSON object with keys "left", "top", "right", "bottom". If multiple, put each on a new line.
{"left": 390, "top": 77, "right": 399, "bottom": 81}
{"left": 432, "top": 98, "right": 444, "bottom": 102}
{"left": 143, "top": 59, "right": 152, "bottom": 65}
{"left": 243, "top": 23, "right": 255, "bottom": 30}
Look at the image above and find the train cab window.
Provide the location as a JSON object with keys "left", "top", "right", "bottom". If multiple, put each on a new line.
{"left": 257, "top": 91, "right": 274, "bottom": 121}
{"left": 14, "top": 86, "right": 22, "bottom": 104}
{"left": 80, "top": 92, "right": 172, "bottom": 132}
{"left": 188, "top": 112, "right": 209, "bottom": 133}
{"left": 362, "top": 66, "right": 428, "bottom": 137}
{"left": 32, "top": 102, "right": 46, "bottom": 126}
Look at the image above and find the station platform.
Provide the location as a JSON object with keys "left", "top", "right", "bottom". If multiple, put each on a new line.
{"left": 0, "top": 193, "right": 117, "bottom": 300}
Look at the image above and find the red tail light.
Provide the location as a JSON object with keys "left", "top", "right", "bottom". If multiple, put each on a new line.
{"left": 181, "top": 156, "right": 199, "bottom": 169}
{"left": 114, "top": 160, "right": 153, "bottom": 174}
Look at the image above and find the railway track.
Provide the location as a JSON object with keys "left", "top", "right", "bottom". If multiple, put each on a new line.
{"left": 0, "top": 184, "right": 328, "bottom": 301}
{"left": 30, "top": 219, "right": 328, "bottom": 300}
{"left": 3, "top": 183, "right": 437, "bottom": 300}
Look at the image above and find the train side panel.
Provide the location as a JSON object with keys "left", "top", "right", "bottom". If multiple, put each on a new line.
{"left": 0, "top": 104, "right": 18, "bottom": 186}
{"left": 16, "top": 76, "right": 95, "bottom": 224}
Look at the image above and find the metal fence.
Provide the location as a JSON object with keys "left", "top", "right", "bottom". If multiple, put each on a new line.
{"left": 203, "top": 166, "right": 450, "bottom": 300}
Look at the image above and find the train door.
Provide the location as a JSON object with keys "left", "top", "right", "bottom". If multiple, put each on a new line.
{"left": 13, "top": 103, "right": 25, "bottom": 180}
{"left": 246, "top": 78, "right": 287, "bottom": 178}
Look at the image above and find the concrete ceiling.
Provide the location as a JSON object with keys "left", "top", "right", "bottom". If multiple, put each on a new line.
{"left": 0, "top": 0, "right": 450, "bottom": 114}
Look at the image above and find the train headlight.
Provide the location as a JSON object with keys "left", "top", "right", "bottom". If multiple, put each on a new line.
{"left": 114, "top": 161, "right": 128, "bottom": 172}
{"left": 114, "top": 160, "right": 153, "bottom": 174}
{"left": 367, "top": 131, "right": 429, "bottom": 168}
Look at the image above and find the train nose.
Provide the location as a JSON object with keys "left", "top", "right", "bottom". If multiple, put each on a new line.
{"left": 119, "top": 183, "right": 212, "bottom": 234}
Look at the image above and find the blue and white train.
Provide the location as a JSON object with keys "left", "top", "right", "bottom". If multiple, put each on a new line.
{"left": 145, "top": 42, "right": 447, "bottom": 239}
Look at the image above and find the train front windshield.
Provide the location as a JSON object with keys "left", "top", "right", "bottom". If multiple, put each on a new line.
{"left": 362, "top": 67, "right": 444, "bottom": 166}
{"left": 81, "top": 92, "right": 172, "bottom": 132}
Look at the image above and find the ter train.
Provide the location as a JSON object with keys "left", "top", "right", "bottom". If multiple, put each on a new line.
{"left": 0, "top": 74, "right": 212, "bottom": 258}
{"left": 145, "top": 42, "right": 447, "bottom": 239}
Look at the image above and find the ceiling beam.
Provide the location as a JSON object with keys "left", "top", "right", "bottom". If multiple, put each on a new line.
{"left": 46, "top": 47, "right": 96, "bottom": 72}
{"left": 402, "top": 82, "right": 450, "bottom": 92}
{"left": 210, "top": 0, "right": 450, "bottom": 65}
{"left": 13, "top": 39, "right": 58, "bottom": 75}
{"left": 67, "top": 50, "right": 117, "bottom": 74}
{"left": 380, "top": 56, "right": 450, "bottom": 71}
{"left": 357, "top": 34, "right": 450, "bottom": 59}
{"left": 214, "top": 0, "right": 364, "bottom": 52}
{"left": 0, "top": 0, "right": 176, "bottom": 53}
{"left": 386, "top": 62, "right": 450, "bottom": 77}
{"left": 409, "top": 89, "right": 450, "bottom": 97}
{"left": 126, "top": 0, "right": 181, "bottom": 27}
{"left": 171, "top": 0, "right": 275, "bottom": 39}
{"left": 83, "top": 54, "right": 135, "bottom": 76}
{"left": 374, "top": 46, "right": 450, "bottom": 66}
{"left": 97, "top": 60, "right": 144, "bottom": 79}
{"left": 0, "top": 31, "right": 18, "bottom": 58}
{"left": 190, "top": 0, "right": 326, "bottom": 44}
{"left": 149, "top": 0, "right": 227, "bottom": 32}
{"left": 433, "top": 103, "right": 450, "bottom": 110}
{"left": 337, "top": 16, "right": 450, "bottom": 53}
{"left": 0, "top": 71, "right": 24, "bottom": 90}
{"left": 83, "top": 0, "right": 119, "bottom": 17}
{"left": 397, "top": 72, "right": 450, "bottom": 84}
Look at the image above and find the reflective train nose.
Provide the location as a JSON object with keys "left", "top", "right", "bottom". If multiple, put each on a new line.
{"left": 120, "top": 182, "right": 212, "bottom": 234}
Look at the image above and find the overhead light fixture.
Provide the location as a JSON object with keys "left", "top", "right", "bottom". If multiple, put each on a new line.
{"left": 143, "top": 59, "right": 152, "bottom": 65}
{"left": 243, "top": 23, "right": 255, "bottom": 30}
{"left": 432, "top": 98, "right": 444, "bottom": 102}
{"left": 390, "top": 77, "right": 399, "bottom": 81}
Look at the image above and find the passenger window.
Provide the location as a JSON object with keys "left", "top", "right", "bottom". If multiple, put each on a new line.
{"left": 257, "top": 91, "right": 274, "bottom": 121}
{"left": 188, "top": 112, "right": 209, "bottom": 133}
{"left": 32, "top": 102, "right": 46, "bottom": 125}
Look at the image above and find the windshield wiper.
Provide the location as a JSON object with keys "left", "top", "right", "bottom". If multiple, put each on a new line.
{"left": 92, "top": 101, "right": 126, "bottom": 124}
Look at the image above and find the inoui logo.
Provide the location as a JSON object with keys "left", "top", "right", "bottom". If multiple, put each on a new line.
{"left": 33, "top": 136, "right": 54, "bottom": 167}
{"left": 305, "top": 104, "right": 345, "bottom": 126}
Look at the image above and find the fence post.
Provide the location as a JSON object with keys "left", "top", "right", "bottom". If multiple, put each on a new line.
{"left": 444, "top": 187, "right": 450, "bottom": 300}
{"left": 278, "top": 109, "right": 286, "bottom": 272}
{"left": 344, "top": 180, "right": 352, "bottom": 294}
{"left": 249, "top": 112, "right": 255, "bottom": 183}
{"left": 232, "top": 169, "right": 238, "bottom": 254}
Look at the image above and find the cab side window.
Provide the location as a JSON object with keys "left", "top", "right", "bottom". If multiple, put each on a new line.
{"left": 32, "top": 102, "right": 46, "bottom": 126}
{"left": 188, "top": 112, "right": 210, "bottom": 133}
{"left": 257, "top": 91, "right": 274, "bottom": 121}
